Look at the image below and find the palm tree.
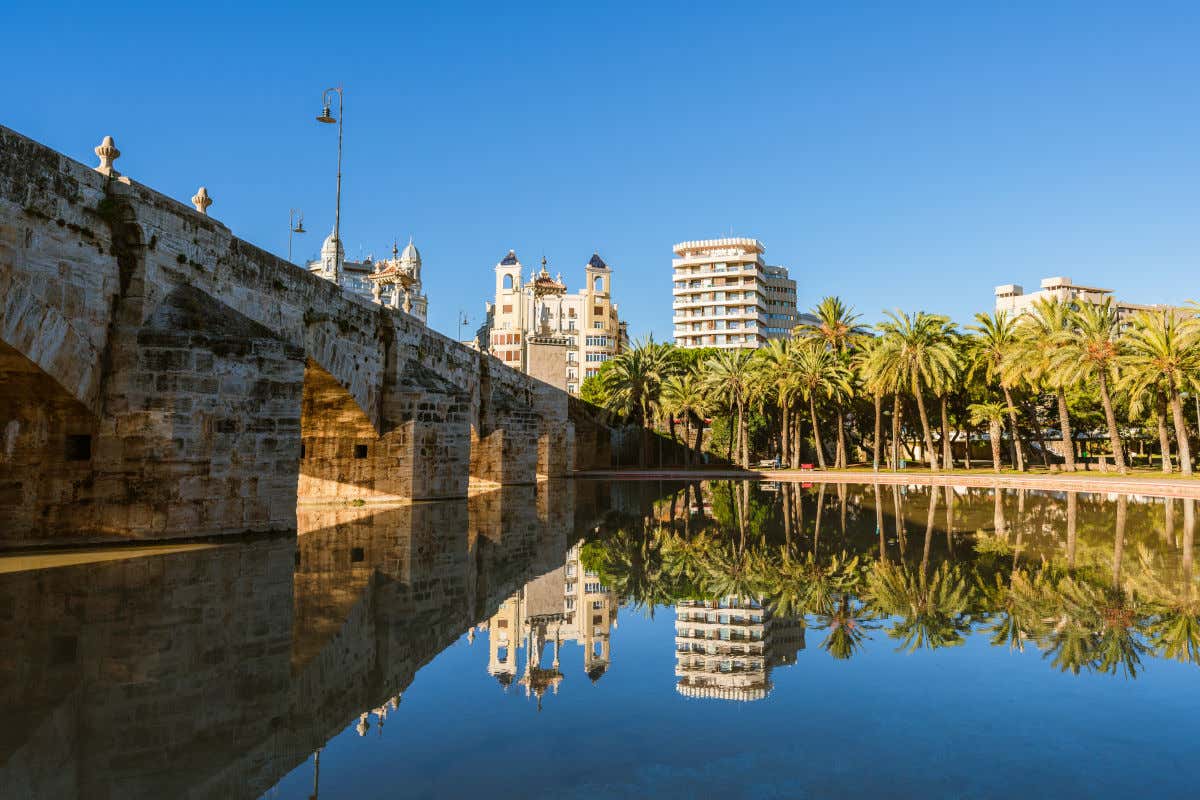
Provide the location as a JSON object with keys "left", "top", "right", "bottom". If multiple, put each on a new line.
{"left": 875, "top": 310, "right": 959, "bottom": 471}
{"left": 599, "top": 337, "right": 675, "bottom": 466}
{"left": 1120, "top": 309, "right": 1200, "bottom": 476}
{"left": 967, "top": 311, "right": 1027, "bottom": 471}
{"left": 1051, "top": 299, "right": 1127, "bottom": 473}
{"left": 797, "top": 297, "right": 868, "bottom": 468}
{"left": 702, "top": 349, "right": 757, "bottom": 468}
{"left": 660, "top": 370, "right": 709, "bottom": 467}
{"left": 968, "top": 402, "right": 1014, "bottom": 473}
{"left": 791, "top": 342, "right": 852, "bottom": 470}
{"left": 754, "top": 339, "right": 797, "bottom": 467}
{"left": 865, "top": 560, "right": 972, "bottom": 652}
{"left": 1008, "top": 297, "right": 1077, "bottom": 471}
{"left": 854, "top": 337, "right": 888, "bottom": 469}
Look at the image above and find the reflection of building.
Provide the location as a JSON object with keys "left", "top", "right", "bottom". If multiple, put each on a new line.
{"left": 476, "top": 250, "right": 625, "bottom": 395}
{"left": 306, "top": 232, "right": 429, "bottom": 323}
{"left": 672, "top": 237, "right": 803, "bottom": 349}
{"left": 994, "top": 276, "right": 1170, "bottom": 320}
{"left": 481, "top": 541, "right": 617, "bottom": 707}
{"left": 673, "top": 596, "right": 803, "bottom": 701}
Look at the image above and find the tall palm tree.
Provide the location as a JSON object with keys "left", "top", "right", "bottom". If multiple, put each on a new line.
{"left": 1120, "top": 309, "right": 1200, "bottom": 476}
{"left": 660, "top": 370, "right": 709, "bottom": 467}
{"left": 968, "top": 402, "right": 1013, "bottom": 473}
{"left": 875, "top": 310, "right": 959, "bottom": 471}
{"left": 702, "top": 348, "right": 757, "bottom": 468}
{"left": 797, "top": 297, "right": 868, "bottom": 468}
{"left": 755, "top": 339, "right": 797, "bottom": 467}
{"left": 967, "top": 311, "right": 1027, "bottom": 471}
{"left": 1051, "top": 299, "right": 1127, "bottom": 473}
{"left": 791, "top": 342, "right": 852, "bottom": 469}
{"left": 853, "top": 337, "right": 888, "bottom": 469}
{"left": 599, "top": 337, "right": 675, "bottom": 466}
{"left": 1008, "top": 297, "right": 1077, "bottom": 471}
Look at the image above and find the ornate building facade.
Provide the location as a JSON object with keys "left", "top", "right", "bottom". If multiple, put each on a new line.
{"left": 306, "top": 232, "right": 429, "bottom": 323}
{"left": 476, "top": 251, "right": 626, "bottom": 396}
{"left": 479, "top": 541, "right": 617, "bottom": 708}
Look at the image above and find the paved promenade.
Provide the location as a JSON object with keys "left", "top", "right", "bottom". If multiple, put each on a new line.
{"left": 576, "top": 467, "right": 1200, "bottom": 499}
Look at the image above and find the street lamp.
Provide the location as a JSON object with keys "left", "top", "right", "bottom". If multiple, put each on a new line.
{"left": 457, "top": 310, "right": 472, "bottom": 342}
{"left": 288, "top": 208, "right": 305, "bottom": 263}
{"left": 316, "top": 86, "right": 344, "bottom": 282}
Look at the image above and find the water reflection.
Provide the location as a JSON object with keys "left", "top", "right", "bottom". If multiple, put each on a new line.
{"left": 0, "top": 479, "right": 1197, "bottom": 799}
{"left": 582, "top": 481, "right": 1199, "bottom": 684}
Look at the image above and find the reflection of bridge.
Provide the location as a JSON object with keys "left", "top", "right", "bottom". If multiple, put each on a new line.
{"left": 0, "top": 126, "right": 617, "bottom": 548}
{"left": 0, "top": 480, "right": 648, "bottom": 799}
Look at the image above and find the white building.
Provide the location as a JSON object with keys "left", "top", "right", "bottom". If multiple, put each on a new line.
{"left": 306, "top": 232, "right": 429, "bottom": 323}
{"left": 994, "top": 276, "right": 1169, "bottom": 321}
{"left": 672, "top": 237, "right": 801, "bottom": 349}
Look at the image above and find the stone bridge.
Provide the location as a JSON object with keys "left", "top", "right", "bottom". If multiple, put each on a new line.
{"left": 0, "top": 125, "right": 613, "bottom": 547}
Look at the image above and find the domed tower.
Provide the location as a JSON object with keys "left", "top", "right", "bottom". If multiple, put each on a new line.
{"left": 495, "top": 249, "right": 522, "bottom": 296}
{"left": 399, "top": 237, "right": 427, "bottom": 322}
{"left": 317, "top": 229, "right": 344, "bottom": 280}
{"left": 585, "top": 251, "right": 610, "bottom": 296}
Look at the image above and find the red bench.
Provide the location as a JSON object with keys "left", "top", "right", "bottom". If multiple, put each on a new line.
{"left": 800, "top": 463, "right": 814, "bottom": 471}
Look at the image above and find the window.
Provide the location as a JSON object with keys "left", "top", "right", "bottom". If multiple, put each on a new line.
{"left": 351, "top": 547, "right": 364, "bottom": 562}
{"left": 593, "top": 615, "right": 604, "bottom": 625}
{"left": 593, "top": 276, "right": 604, "bottom": 292}
{"left": 593, "top": 321, "right": 603, "bottom": 329}
{"left": 592, "top": 600, "right": 604, "bottom": 609}
{"left": 502, "top": 274, "right": 514, "bottom": 290}
{"left": 585, "top": 582, "right": 603, "bottom": 593}
{"left": 354, "top": 444, "right": 369, "bottom": 459}
{"left": 65, "top": 434, "right": 91, "bottom": 462}
{"left": 593, "top": 305, "right": 604, "bottom": 316}
{"left": 502, "top": 304, "right": 513, "bottom": 314}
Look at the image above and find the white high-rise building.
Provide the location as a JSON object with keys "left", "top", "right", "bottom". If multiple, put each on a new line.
{"left": 672, "top": 238, "right": 800, "bottom": 349}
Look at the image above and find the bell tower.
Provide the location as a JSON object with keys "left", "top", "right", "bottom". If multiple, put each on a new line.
{"left": 495, "top": 249, "right": 522, "bottom": 296}
{"left": 584, "top": 252, "right": 610, "bottom": 296}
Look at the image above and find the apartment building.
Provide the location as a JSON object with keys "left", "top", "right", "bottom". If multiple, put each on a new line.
{"left": 673, "top": 596, "right": 804, "bottom": 702}
{"left": 477, "top": 250, "right": 624, "bottom": 395}
{"left": 672, "top": 238, "right": 800, "bottom": 349}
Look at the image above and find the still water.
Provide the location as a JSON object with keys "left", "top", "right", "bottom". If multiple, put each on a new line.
{"left": 2, "top": 480, "right": 1198, "bottom": 799}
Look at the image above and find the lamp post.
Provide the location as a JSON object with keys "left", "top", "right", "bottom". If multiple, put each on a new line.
{"left": 315, "top": 86, "right": 344, "bottom": 282}
{"left": 457, "top": 310, "right": 471, "bottom": 343}
{"left": 288, "top": 208, "right": 305, "bottom": 263}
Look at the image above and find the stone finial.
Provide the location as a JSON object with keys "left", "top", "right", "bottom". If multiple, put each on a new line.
{"left": 94, "top": 135, "right": 121, "bottom": 177}
{"left": 191, "top": 187, "right": 212, "bottom": 215}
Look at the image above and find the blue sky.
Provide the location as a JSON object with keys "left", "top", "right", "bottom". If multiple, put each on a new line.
{"left": 9, "top": 1, "right": 1200, "bottom": 340}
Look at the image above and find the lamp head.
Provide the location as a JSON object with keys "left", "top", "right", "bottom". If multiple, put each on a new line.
{"left": 294, "top": 221, "right": 306, "bottom": 234}
{"left": 316, "top": 105, "right": 336, "bottom": 124}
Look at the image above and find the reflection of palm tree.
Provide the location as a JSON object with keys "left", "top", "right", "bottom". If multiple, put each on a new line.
{"left": 601, "top": 526, "right": 670, "bottom": 614}
{"left": 1044, "top": 575, "right": 1152, "bottom": 677}
{"left": 865, "top": 561, "right": 972, "bottom": 652}
{"left": 813, "top": 593, "right": 876, "bottom": 660}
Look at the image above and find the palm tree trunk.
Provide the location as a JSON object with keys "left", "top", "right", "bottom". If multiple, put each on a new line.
{"left": 1066, "top": 491, "right": 1077, "bottom": 570}
{"left": 1170, "top": 386, "right": 1193, "bottom": 476}
{"left": 1158, "top": 397, "right": 1173, "bottom": 473}
{"left": 1096, "top": 372, "right": 1126, "bottom": 473}
{"left": 872, "top": 393, "right": 883, "bottom": 469}
{"left": 1113, "top": 495, "right": 1127, "bottom": 586}
{"left": 940, "top": 396, "right": 953, "bottom": 472}
{"left": 1002, "top": 385, "right": 1026, "bottom": 471}
{"left": 1055, "top": 389, "right": 1076, "bottom": 471}
{"left": 1024, "top": 398, "right": 1051, "bottom": 467}
{"left": 726, "top": 409, "right": 735, "bottom": 464}
{"left": 780, "top": 404, "right": 790, "bottom": 470}
{"left": 734, "top": 400, "right": 744, "bottom": 470}
{"left": 874, "top": 483, "right": 886, "bottom": 560}
{"left": 682, "top": 418, "right": 691, "bottom": 468}
{"left": 809, "top": 396, "right": 827, "bottom": 469}
{"left": 921, "top": 488, "right": 937, "bottom": 574}
{"left": 791, "top": 408, "right": 802, "bottom": 468}
{"left": 913, "top": 390, "right": 939, "bottom": 471}
{"left": 836, "top": 407, "right": 847, "bottom": 469}
{"left": 891, "top": 394, "right": 902, "bottom": 470}
{"left": 988, "top": 419, "right": 1002, "bottom": 472}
